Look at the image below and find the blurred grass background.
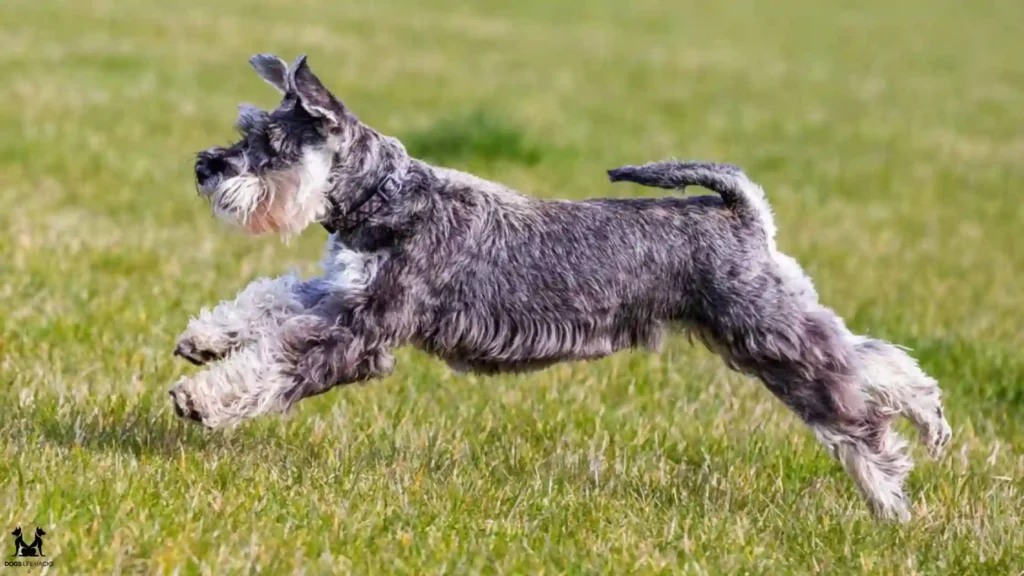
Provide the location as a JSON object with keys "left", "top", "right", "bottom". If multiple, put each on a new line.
{"left": 0, "top": 0, "right": 1022, "bottom": 573}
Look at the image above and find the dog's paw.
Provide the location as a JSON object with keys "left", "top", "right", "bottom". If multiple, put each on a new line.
{"left": 169, "top": 379, "right": 206, "bottom": 425}
{"left": 923, "top": 416, "right": 953, "bottom": 459}
{"left": 173, "top": 336, "right": 225, "bottom": 366}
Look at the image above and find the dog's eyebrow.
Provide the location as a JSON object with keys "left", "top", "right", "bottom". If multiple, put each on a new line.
{"left": 236, "top": 103, "right": 270, "bottom": 131}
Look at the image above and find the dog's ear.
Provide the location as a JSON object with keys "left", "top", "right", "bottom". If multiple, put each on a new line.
{"left": 249, "top": 54, "right": 290, "bottom": 94}
{"left": 287, "top": 54, "right": 346, "bottom": 127}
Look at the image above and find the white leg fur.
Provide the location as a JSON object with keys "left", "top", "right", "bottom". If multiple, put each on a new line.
{"left": 850, "top": 337, "right": 953, "bottom": 457}
{"left": 770, "top": 247, "right": 950, "bottom": 520}
{"left": 177, "top": 274, "right": 309, "bottom": 359}
{"left": 170, "top": 338, "right": 296, "bottom": 429}
{"left": 814, "top": 424, "right": 913, "bottom": 522}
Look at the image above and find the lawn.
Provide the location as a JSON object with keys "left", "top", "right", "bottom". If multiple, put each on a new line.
{"left": 1, "top": 0, "right": 1022, "bottom": 573}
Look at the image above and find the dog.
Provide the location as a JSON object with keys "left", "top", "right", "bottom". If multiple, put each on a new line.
{"left": 171, "top": 53, "right": 952, "bottom": 522}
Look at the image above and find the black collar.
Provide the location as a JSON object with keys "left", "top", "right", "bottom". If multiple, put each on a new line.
{"left": 321, "top": 173, "right": 403, "bottom": 235}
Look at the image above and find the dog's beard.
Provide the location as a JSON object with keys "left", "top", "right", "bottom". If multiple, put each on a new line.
{"left": 208, "top": 149, "right": 331, "bottom": 237}
{"left": 213, "top": 171, "right": 297, "bottom": 236}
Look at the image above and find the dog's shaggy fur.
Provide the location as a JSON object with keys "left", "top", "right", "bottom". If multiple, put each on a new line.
{"left": 172, "top": 54, "right": 952, "bottom": 522}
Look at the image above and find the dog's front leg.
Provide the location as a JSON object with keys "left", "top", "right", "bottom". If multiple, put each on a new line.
{"left": 169, "top": 334, "right": 298, "bottom": 428}
{"left": 174, "top": 275, "right": 331, "bottom": 366}
{"left": 170, "top": 261, "right": 412, "bottom": 426}
{"left": 276, "top": 308, "right": 398, "bottom": 405}
{"left": 169, "top": 309, "right": 396, "bottom": 428}
{"left": 275, "top": 247, "right": 417, "bottom": 400}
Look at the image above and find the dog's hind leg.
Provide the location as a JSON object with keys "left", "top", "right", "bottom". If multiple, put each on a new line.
{"left": 771, "top": 369, "right": 914, "bottom": 522}
{"left": 761, "top": 369, "right": 913, "bottom": 522}
{"left": 709, "top": 308, "right": 916, "bottom": 522}
{"left": 810, "top": 415, "right": 913, "bottom": 522}
{"left": 174, "top": 275, "right": 331, "bottom": 365}
{"left": 849, "top": 336, "right": 952, "bottom": 458}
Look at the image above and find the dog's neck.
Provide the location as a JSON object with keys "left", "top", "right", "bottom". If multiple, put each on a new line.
{"left": 320, "top": 122, "right": 412, "bottom": 236}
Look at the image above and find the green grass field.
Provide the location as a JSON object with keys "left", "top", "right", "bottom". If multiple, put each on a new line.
{"left": 2, "top": 0, "right": 1022, "bottom": 573}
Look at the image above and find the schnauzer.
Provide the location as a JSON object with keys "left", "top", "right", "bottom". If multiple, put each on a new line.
{"left": 171, "top": 53, "right": 952, "bottom": 522}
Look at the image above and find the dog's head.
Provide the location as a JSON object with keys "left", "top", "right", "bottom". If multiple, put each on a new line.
{"left": 194, "top": 54, "right": 354, "bottom": 237}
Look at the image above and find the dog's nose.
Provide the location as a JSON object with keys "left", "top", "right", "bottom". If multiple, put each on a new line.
{"left": 195, "top": 160, "right": 214, "bottom": 184}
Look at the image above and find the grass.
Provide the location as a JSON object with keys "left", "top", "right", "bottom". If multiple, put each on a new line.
{"left": 1, "top": 0, "right": 1022, "bottom": 573}
{"left": 402, "top": 108, "right": 548, "bottom": 166}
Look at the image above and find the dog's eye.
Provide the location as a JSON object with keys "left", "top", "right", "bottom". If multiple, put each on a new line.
{"left": 241, "top": 133, "right": 267, "bottom": 154}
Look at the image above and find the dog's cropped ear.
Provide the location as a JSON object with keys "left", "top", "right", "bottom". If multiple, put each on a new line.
{"left": 249, "top": 54, "right": 290, "bottom": 94}
{"left": 287, "top": 54, "right": 347, "bottom": 127}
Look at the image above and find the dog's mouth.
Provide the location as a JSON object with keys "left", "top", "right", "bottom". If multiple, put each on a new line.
{"left": 196, "top": 178, "right": 220, "bottom": 200}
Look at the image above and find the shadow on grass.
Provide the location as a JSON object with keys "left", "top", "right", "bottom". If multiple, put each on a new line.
{"left": 9, "top": 394, "right": 246, "bottom": 458}
{"left": 401, "top": 108, "right": 550, "bottom": 167}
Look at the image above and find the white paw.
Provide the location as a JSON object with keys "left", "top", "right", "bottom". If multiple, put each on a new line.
{"left": 923, "top": 416, "right": 953, "bottom": 459}
{"left": 169, "top": 377, "right": 207, "bottom": 425}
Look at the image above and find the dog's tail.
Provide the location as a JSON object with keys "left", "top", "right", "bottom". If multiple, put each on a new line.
{"left": 607, "top": 160, "right": 776, "bottom": 240}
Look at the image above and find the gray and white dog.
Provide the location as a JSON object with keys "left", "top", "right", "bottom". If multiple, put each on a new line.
{"left": 172, "top": 53, "right": 951, "bottom": 522}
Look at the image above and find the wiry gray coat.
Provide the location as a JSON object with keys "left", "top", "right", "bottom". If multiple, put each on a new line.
{"left": 172, "top": 54, "right": 951, "bottom": 522}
